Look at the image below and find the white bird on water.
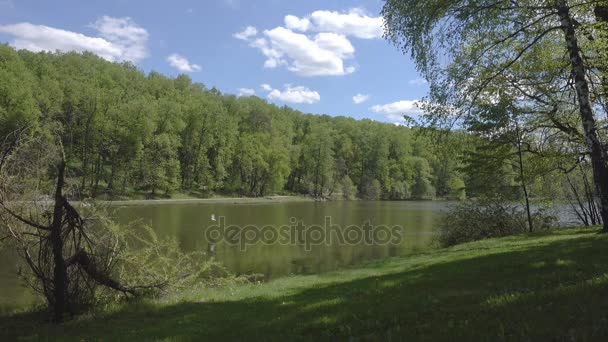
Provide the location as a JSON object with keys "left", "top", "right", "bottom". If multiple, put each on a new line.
{"left": 211, "top": 214, "right": 216, "bottom": 221}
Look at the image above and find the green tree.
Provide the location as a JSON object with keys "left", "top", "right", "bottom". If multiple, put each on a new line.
{"left": 301, "top": 123, "right": 334, "bottom": 198}
{"left": 383, "top": 0, "right": 608, "bottom": 229}
{"left": 0, "top": 45, "right": 38, "bottom": 138}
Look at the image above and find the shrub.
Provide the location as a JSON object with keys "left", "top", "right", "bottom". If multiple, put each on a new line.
{"left": 340, "top": 175, "right": 357, "bottom": 200}
{"left": 359, "top": 178, "right": 382, "bottom": 200}
{"left": 437, "top": 200, "right": 557, "bottom": 247}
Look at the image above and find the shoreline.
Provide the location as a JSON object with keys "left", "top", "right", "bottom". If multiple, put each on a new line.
{"left": 89, "top": 196, "right": 460, "bottom": 206}
{"left": 94, "top": 195, "right": 316, "bottom": 206}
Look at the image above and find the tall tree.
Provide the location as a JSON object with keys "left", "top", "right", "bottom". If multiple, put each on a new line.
{"left": 383, "top": 0, "right": 608, "bottom": 230}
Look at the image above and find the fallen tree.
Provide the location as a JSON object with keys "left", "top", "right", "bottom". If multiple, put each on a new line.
{"left": 0, "top": 128, "right": 213, "bottom": 322}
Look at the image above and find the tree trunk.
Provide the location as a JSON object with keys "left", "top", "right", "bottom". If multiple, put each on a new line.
{"left": 557, "top": 1, "right": 608, "bottom": 231}
{"left": 515, "top": 120, "right": 533, "bottom": 232}
{"left": 51, "top": 155, "right": 68, "bottom": 322}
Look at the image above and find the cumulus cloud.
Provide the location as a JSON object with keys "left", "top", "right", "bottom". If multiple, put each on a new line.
{"left": 261, "top": 84, "right": 320, "bottom": 104}
{"left": 313, "top": 32, "right": 354, "bottom": 58}
{"left": 237, "top": 88, "right": 256, "bottom": 97}
{"left": 234, "top": 8, "right": 382, "bottom": 76}
{"left": 371, "top": 100, "right": 422, "bottom": 115}
{"left": 249, "top": 37, "right": 285, "bottom": 68}
{"left": 0, "top": 16, "right": 149, "bottom": 63}
{"left": 288, "top": 8, "right": 383, "bottom": 39}
{"left": 167, "top": 53, "right": 202, "bottom": 72}
{"left": 90, "top": 16, "right": 149, "bottom": 62}
{"left": 353, "top": 93, "right": 370, "bottom": 104}
{"left": 371, "top": 100, "right": 423, "bottom": 123}
{"left": 285, "top": 15, "right": 310, "bottom": 31}
{"left": 233, "top": 26, "right": 257, "bottom": 40}
{"left": 244, "top": 27, "right": 356, "bottom": 77}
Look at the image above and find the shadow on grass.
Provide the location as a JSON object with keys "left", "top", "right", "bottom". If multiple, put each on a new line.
{"left": 3, "top": 231, "right": 608, "bottom": 341}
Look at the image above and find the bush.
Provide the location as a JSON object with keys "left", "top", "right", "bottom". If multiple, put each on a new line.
{"left": 389, "top": 180, "right": 410, "bottom": 200}
{"left": 340, "top": 175, "right": 357, "bottom": 200}
{"left": 437, "top": 200, "right": 557, "bottom": 247}
{"left": 359, "top": 178, "right": 382, "bottom": 200}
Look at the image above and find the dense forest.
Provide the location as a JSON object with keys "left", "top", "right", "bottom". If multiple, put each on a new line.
{"left": 1, "top": 44, "right": 458, "bottom": 200}
{"left": 0, "top": 44, "right": 592, "bottom": 203}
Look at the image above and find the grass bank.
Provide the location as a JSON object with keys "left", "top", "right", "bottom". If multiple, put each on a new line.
{"left": 3, "top": 227, "right": 608, "bottom": 341}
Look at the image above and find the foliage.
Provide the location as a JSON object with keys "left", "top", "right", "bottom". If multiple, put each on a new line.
{"left": 102, "top": 221, "right": 228, "bottom": 298}
{"left": 0, "top": 46, "right": 485, "bottom": 201}
{"left": 0, "top": 130, "right": 236, "bottom": 320}
{"left": 339, "top": 175, "right": 357, "bottom": 200}
{"left": 437, "top": 200, "right": 557, "bottom": 247}
{"left": 382, "top": 0, "right": 608, "bottom": 229}
{"left": 359, "top": 178, "right": 382, "bottom": 200}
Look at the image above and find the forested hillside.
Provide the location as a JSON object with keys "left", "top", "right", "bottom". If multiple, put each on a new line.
{"left": 0, "top": 45, "right": 449, "bottom": 199}
{"left": 1, "top": 44, "right": 557, "bottom": 200}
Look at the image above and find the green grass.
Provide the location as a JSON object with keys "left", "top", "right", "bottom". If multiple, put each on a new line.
{"left": 3, "top": 227, "right": 608, "bottom": 341}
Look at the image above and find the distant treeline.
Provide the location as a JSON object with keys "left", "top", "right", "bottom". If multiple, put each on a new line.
{"left": 1, "top": 45, "right": 540, "bottom": 200}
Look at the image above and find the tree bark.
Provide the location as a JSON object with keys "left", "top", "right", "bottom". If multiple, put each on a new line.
{"left": 557, "top": 1, "right": 608, "bottom": 231}
{"left": 515, "top": 120, "right": 533, "bottom": 232}
{"left": 50, "top": 154, "right": 68, "bottom": 322}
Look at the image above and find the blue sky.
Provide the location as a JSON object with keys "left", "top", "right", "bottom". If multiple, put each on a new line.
{"left": 0, "top": 0, "right": 428, "bottom": 124}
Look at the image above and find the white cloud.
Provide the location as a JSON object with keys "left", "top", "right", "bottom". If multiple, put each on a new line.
{"left": 167, "top": 53, "right": 202, "bottom": 72}
{"left": 285, "top": 15, "right": 310, "bottom": 31}
{"left": 353, "top": 93, "right": 370, "bottom": 104}
{"left": 371, "top": 100, "right": 423, "bottom": 122}
{"left": 288, "top": 8, "right": 383, "bottom": 39}
{"left": 313, "top": 32, "right": 354, "bottom": 58}
{"left": 408, "top": 78, "right": 428, "bottom": 86}
{"left": 90, "top": 16, "right": 149, "bottom": 63}
{"left": 0, "top": 16, "right": 149, "bottom": 63}
{"left": 237, "top": 88, "right": 256, "bottom": 97}
{"left": 249, "top": 27, "right": 355, "bottom": 77}
{"left": 386, "top": 113, "right": 409, "bottom": 124}
{"left": 233, "top": 26, "right": 257, "bottom": 40}
{"left": 249, "top": 37, "right": 285, "bottom": 68}
{"left": 262, "top": 84, "right": 320, "bottom": 104}
{"left": 235, "top": 7, "right": 382, "bottom": 76}
{"left": 371, "top": 100, "right": 422, "bottom": 115}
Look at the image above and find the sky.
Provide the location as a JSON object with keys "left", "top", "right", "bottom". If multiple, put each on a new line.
{"left": 0, "top": 0, "right": 428, "bottom": 124}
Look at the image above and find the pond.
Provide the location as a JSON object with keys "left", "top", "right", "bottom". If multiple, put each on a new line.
{"left": 0, "top": 199, "right": 577, "bottom": 312}
{"left": 112, "top": 200, "right": 447, "bottom": 277}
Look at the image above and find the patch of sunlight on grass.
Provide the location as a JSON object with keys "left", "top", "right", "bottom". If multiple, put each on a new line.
{"left": 302, "top": 298, "right": 344, "bottom": 311}
{"left": 586, "top": 272, "right": 608, "bottom": 286}
{"left": 484, "top": 292, "right": 526, "bottom": 308}
{"left": 313, "top": 314, "right": 338, "bottom": 326}
{"left": 530, "top": 261, "right": 547, "bottom": 268}
{"left": 485, "top": 271, "right": 608, "bottom": 310}
{"left": 555, "top": 259, "right": 575, "bottom": 267}
{"left": 380, "top": 279, "right": 401, "bottom": 288}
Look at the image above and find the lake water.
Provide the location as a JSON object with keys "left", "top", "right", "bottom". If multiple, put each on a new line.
{"left": 0, "top": 200, "right": 577, "bottom": 312}
{"left": 112, "top": 200, "right": 446, "bottom": 277}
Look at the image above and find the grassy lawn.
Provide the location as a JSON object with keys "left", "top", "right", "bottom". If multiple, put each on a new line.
{"left": 3, "top": 227, "right": 608, "bottom": 341}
